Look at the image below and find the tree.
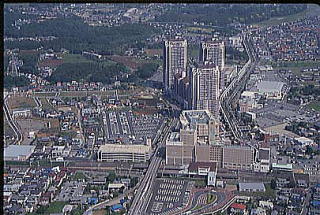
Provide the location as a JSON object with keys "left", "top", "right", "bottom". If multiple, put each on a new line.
{"left": 4, "top": 75, "right": 30, "bottom": 89}
{"left": 107, "top": 171, "right": 116, "bottom": 183}
{"left": 270, "top": 179, "right": 277, "bottom": 189}
{"left": 136, "top": 63, "right": 159, "bottom": 79}
{"left": 105, "top": 206, "right": 111, "bottom": 215}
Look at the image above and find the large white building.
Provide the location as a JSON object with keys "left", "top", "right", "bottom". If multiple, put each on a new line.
{"left": 256, "top": 81, "right": 285, "bottom": 100}
{"left": 97, "top": 143, "right": 151, "bottom": 162}
{"left": 4, "top": 145, "right": 36, "bottom": 161}
{"left": 163, "top": 39, "right": 188, "bottom": 92}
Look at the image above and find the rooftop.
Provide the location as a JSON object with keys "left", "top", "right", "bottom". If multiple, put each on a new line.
{"left": 180, "top": 110, "right": 213, "bottom": 129}
{"left": 98, "top": 143, "right": 150, "bottom": 154}
{"left": 230, "top": 203, "right": 246, "bottom": 210}
{"left": 188, "top": 162, "right": 217, "bottom": 172}
{"left": 4, "top": 145, "right": 36, "bottom": 160}
{"left": 239, "top": 182, "right": 265, "bottom": 191}
{"left": 256, "top": 81, "right": 285, "bottom": 93}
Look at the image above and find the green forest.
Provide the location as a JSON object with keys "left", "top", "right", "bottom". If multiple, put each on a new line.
{"left": 4, "top": 75, "right": 30, "bottom": 89}
{"left": 155, "top": 4, "right": 307, "bottom": 26}
{"left": 4, "top": 13, "right": 159, "bottom": 55}
{"left": 48, "top": 61, "right": 128, "bottom": 84}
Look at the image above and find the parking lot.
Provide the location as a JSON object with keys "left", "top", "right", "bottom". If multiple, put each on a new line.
{"left": 146, "top": 178, "right": 193, "bottom": 215}
{"left": 102, "top": 110, "right": 163, "bottom": 143}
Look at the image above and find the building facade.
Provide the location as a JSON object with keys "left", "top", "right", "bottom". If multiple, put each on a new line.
{"left": 163, "top": 39, "right": 188, "bottom": 92}
{"left": 199, "top": 40, "right": 225, "bottom": 70}
{"left": 97, "top": 144, "right": 151, "bottom": 162}
{"left": 189, "top": 63, "right": 220, "bottom": 119}
{"left": 222, "top": 146, "right": 255, "bottom": 170}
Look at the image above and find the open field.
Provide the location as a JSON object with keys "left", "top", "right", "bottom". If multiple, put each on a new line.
{"left": 62, "top": 53, "right": 93, "bottom": 64}
{"left": 39, "top": 97, "right": 56, "bottom": 111}
{"left": 145, "top": 48, "right": 162, "bottom": 57}
{"left": 187, "top": 26, "right": 214, "bottom": 34}
{"left": 272, "top": 60, "right": 320, "bottom": 76}
{"left": 7, "top": 96, "right": 36, "bottom": 110}
{"left": 32, "top": 92, "right": 57, "bottom": 97}
{"left": 308, "top": 101, "right": 320, "bottom": 112}
{"left": 93, "top": 209, "right": 107, "bottom": 215}
{"left": 29, "top": 201, "right": 68, "bottom": 215}
{"left": 38, "top": 58, "right": 63, "bottom": 68}
{"left": 109, "top": 55, "right": 145, "bottom": 70}
{"left": 59, "top": 90, "right": 116, "bottom": 97}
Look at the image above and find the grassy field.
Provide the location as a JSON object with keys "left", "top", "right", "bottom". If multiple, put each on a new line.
{"left": 8, "top": 96, "right": 36, "bottom": 110}
{"left": 39, "top": 97, "right": 56, "bottom": 111}
{"left": 187, "top": 26, "right": 214, "bottom": 34}
{"left": 62, "top": 53, "right": 93, "bottom": 64}
{"left": 145, "top": 49, "right": 162, "bottom": 57}
{"left": 59, "top": 90, "right": 116, "bottom": 97}
{"left": 32, "top": 92, "right": 57, "bottom": 97}
{"left": 255, "top": 5, "right": 319, "bottom": 27}
{"left": 272, "top": 60, "right": 320, "bottom": 76}
{"left": 308, "top": 101, "right": 320, "bottom": 112}
{"left": 207, "top": 193, "right": 216, "bottom": 204}
{"left": 71, "top": 171, "right": 88, "bottom": 181}
{"left": 29, "top": 201, "right": 68, "bottom": 215}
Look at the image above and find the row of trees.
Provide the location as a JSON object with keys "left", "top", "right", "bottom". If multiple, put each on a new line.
{"left": 4, "top": 75, "right": 30, "bottom": 89}
{"left": 48, "top": 61, "right": 128, "bottom": 84}
{"left": 155, "top": 4, "right": 307, "bottom": 26}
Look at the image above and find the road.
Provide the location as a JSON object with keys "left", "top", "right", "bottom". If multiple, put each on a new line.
{"left": 128, "top": 118, "right": 178, "bottom": 215}
{"left": 3, "top": 93, "right": 23, "bottom": 145}
{"left": 220, "top": 33, "right": 258, "bottom": 141}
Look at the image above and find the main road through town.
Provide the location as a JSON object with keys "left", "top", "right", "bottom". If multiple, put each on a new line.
{"left": 128, "top": 118, "right": 178, "bottom": 215}
{"left": 220, "top": 33, "right": 258, "bottom": 141}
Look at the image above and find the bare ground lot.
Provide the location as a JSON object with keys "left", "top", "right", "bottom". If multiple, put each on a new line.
{"left": 8, "top": 96, "right": 36, "bottom": 110}
{"left": 17, "top": 117, "right": 60, "bottom": 144}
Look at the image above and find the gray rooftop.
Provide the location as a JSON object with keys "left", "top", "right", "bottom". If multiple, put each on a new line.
{"left": 4, "top": 145, "right": 36, "bottom": 159}
{"left": 239, "top": 182, "right": 265, "bottom": 191}
{"left": 181, "top": 110, "right": 213, "bottom": 129}
{"left": 256, "top": 81, "right": 284, "bottom": 93}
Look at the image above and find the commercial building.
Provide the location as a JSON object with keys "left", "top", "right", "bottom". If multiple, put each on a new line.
{"left": 163, "top": 38, "right": 188, "bottom": 92}
{"left": 180, "top": 110, "right": 219, "bottom": 143}
{"left": 254, "top": 147, "right": 271, "bottom": 173}
{"left": 4, "top": 145, "right": 36, "bottom": 161}
{"left": 166, "top": 110, "right": 220, "bottom": 166}
{"left": 195, "top": 144, "right": 223, "bottom": 166}
{"left": 222, "top": 145, "right": 255, "bottom": 170}
{"left": 256, "top": 81, "right": 285, "bottom": 99}
{"left": 189, "top": 63, "right": 220, "bottom": 119}
{"left": 97, "top": 143, "right": 151, "bottom": 162}
{"left": 165, "top": 132, "right": 194, "bottom": 166}
{"left": 199, "top": 39, "right": 225, "bottom": 70}
{"left": 239, "top": 182, "right": 266, "bottom": 192}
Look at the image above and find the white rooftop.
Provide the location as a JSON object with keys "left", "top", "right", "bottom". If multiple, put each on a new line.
{"left": 256, "top": 81, "right": 284, "bottom": 93}
{"left": 4, "top": 145, "right": 36, "bottom": 160}
{"left": 99, "top": 143, "right": 150, "bottom": 154}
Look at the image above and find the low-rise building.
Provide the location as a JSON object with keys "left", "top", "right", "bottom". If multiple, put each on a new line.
{"left": 97, "top": 143, "right": 151, "bottom": 162}
{"left": 239, "top": 182, "right": 266, "bottom": 192}
{"left": 4, "top": 145, "right": 36, "bottom": 161}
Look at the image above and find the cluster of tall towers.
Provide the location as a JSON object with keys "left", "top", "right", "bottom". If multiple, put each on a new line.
{"left": 163, "top": 38, "right": 225, "bottom": 119}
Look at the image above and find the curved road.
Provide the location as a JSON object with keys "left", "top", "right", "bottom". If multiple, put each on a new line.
{"left": 3, "top": 94, "right": 23, "bottom": 145}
